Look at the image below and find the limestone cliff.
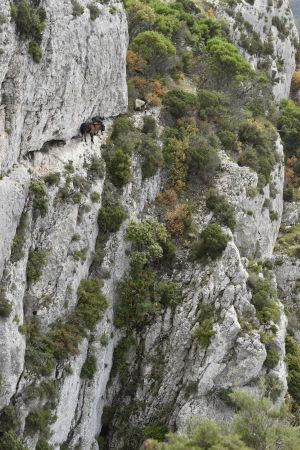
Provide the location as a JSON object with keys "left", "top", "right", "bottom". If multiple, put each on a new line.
{"left": 0, "top": 0, "right": 299, "bottom": 449}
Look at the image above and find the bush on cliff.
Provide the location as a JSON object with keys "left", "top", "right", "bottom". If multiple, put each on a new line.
{"left": 0, "top": 432, "right": 28, "bottom": 450}
{"left": 98, "top": 205, "right": 127, "bottom": 233}
{"left": 191, "top": 224, "right": 229, "bottom": 260}
{"left": 11, "top": 0, "right": 46, "bottom": 62}
{"left": 107, "top": 149, "right": 132, "bottom": 187}
{"left": 148, "top": 391, "right": 300, "bottom": 450}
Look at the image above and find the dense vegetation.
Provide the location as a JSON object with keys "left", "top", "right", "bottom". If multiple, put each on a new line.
{"left": 147, "top": 391, "right": 300, "bottom": 450}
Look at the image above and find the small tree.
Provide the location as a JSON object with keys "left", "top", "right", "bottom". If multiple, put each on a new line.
{"left": 163, "top": 89, "right": 197, "bottom": 118}
{"left": 191, "top": 224, "right": 229, "bottom": 259}
{"left": 207, "top": 37, "right": 255, "bottom": 82}
{"left": 131, "top": 31, "right": 176, "bottom": 73}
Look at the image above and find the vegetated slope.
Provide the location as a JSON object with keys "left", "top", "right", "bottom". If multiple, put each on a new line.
{"left": 98, "top": 1, "right": 300, "bottom": 449}
{"left": 0, "top": 0, "right": 300, "bottom": 450}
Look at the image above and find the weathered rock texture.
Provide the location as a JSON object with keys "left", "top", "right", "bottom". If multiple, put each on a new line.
{"left": 0, "top": 0, "right": 128, "bottom": 448}
{"left": 0, "top": 0, "right": 128, "bottom": 172}
{"left": 0, "top": 0, "right": 298, "bottom": 448}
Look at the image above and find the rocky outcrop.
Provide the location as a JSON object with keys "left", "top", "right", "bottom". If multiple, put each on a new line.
{"left": 0, "top": 0, "right": 128, "bottom": 172}
{"left": 215, "top": 140, "right": 284, "bottom": 258}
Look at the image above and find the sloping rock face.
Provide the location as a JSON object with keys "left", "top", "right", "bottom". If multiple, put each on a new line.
{"left": 0, "top": 1, "right": 128, "bottom": 448}
{"left": 211, "top": 0, "right": 298, "bottom": 101}
{"left": 0, "top": 0, "right": 128, "bottom": 171}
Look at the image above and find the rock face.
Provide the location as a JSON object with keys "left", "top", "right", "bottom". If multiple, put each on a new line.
{"left": 0, "top": 0, "right": 128, "bottom": 172}
{"left": 291, "top": 0, "right": 300, "bottom": 32}
{"left": 0, "top": 0, "right": 298, "bottom": 449}
{"left": 0, "top": 0, "right": 128, "bottom": 447}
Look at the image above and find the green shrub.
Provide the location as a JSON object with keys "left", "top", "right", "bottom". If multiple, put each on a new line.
{"left": 11, "top": 212, "right": 28, "bottom": 262}
{"left": 71, "top": 0, "right": 84, "bottom": 17}
{"left": 108, "top": 149, "right": 131, "bottom": 187}
{"left": 191, "top": 224, "right": 229, "bottom": 260}
{"left": 90, "top": 191, "right": 100, "bottom": 202}
{"left": 154, "top": 281, "right": 182, "bottom": 307}
{"left": 278, "top": 99, "right": 300, "bottom": 154}
{"left": 265, "top": 348, "right": 280, "bottom": 369}
{"left": 140, "top": 136, "right": 163, "bottom": 178}
{"left": 88, "top": 3, "right": 100, "bottom": 20}
{"left": 44, "top": 172, "right": 60, "bottom": 186}
{"left": 246, "top": 186, "right": 258, "bottom": 198}
{"left": 51, "top": 322, "right": 83, "bottom": 360}
{"left": 28, "top": 41, "right": 42, "bottom": 63}
{"left": 187, "top": 134, "right": 220, "bottom": 184}
{"left": 194, "top": 318, "right": 215, "bottom": 348}
{"left": 115, "top": 270, "right": 157, "bottom": 328}
{"left": 142, "top": 115, "right": 157, "bottom": 134}
{"left": 25, "top": 407, "right": 55, "bottom": 436}
{"left": 98, "top": 205, "right": 127, "bottom": 233}
{"left": 131, "top": 31, "right": 176, "bottom": 72}
{"left": 72, "top": 175, "right": 90, "bottom": 194}
{"left": 0, "top": 432, "right": 28, "bottom": 450}
{"left": 0, "top": 294, "right": 12, "bottom": 318}
{"left": 88, "top": 156, "right": 105, "bottom": 179}
{"left": 36, "top": 439, "right": 53, "bottom": 450}
{"left": 251, "top": 279, "right": 280, "bottom": 323}
{"left": 285, "top": 335, "right": 300, "bottom": 404}
{"left": 264, "top": 374, "right": 283, "bottom": 401}
{"left": 29, "top": 180, "right": 48, "bottom": 216}
{"left": 111, "top": 116, "right": 134, "bottom": 141}
{"left": 0, "top": 405, "right": 19, "bottom": 433}
{"left": 207, "top": 37, "right": 255, "bottom": 82}
{"left": 81, "top": 354, "right": 97, "bottom": 379}
{"left": 196, "top": 17, "right": 222, "bottom": 42}
{"left": 11, "top": 0, "right": 46, "bottom": 62}
{"left": 0, "top": 14, "right": 7, "bottom": 25}
{"left": 163, "top": 89, "right": 196, "bottom": 118}
{"left": 126, "top": 0, "right": 156, "bottom": 36}
{"left": 206, "top": 189, "right": 236, "bottom": 230}
{"left": 272, "top": 16, "right": 288, "bottom": 38}
{"left": 154, "top": 11, "right": 180, "bottom": 37}
{"left": 64, "top": 160, "right": 74, "bottom": 173}
{"left": 198, "top": 89, "right": 229, "bottom": 120}
{"left": 76, "top": 279, "right": 108, "bottom": 330}
{"left": 162, "top": 136, "right": 188, "bottom": 191}
{"left": 143, "top": 424, "right": 168, "bottom": 441}
{"left": 217, "top": 129, "right": 237, "bottom": 150}
{"left": 73, "top": 247, "right": 88, "bottom": 262}
{"left": 237, "top": 119, "right": 277, "bottom": 187}
{"left": 26, "top": 249, "right": 47, "bottom": 284}
{"left": 24, "top": 320, "right": 55, "bottom": 376}
{"left": 131, "top": 31, "right": 176, "bottom": 63}
{"left": 269, "top": 211, "right": 279, "bottom": 221}
{"left": 100, "top": 333, "right": 109, "bottom": 346}
{"left": 126, "top": 219, "right": 169, "bottom": 270}
{"left": 283, "top": 186, "right": 296, "bottom": 202}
